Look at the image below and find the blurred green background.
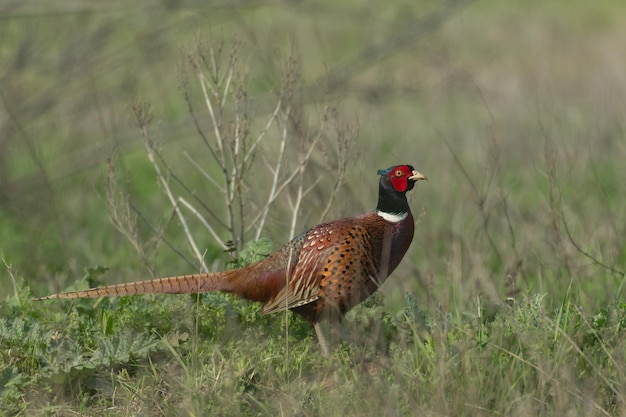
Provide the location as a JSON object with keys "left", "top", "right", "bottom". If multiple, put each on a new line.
{"left": 1, "top": 0, "right": 625, "bottom": 312}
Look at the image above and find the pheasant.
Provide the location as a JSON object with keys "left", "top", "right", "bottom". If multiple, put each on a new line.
{"left": 35, "top": 164, "right": 427, "bottom": 356}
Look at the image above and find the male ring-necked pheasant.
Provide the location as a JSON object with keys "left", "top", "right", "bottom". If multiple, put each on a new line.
{"left": 36, "top": 164, "right": 427, "bottom": 355}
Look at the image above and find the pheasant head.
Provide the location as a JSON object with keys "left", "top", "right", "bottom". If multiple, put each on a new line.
{"left": 376, "top": 164, "right": 427, "bottom": 222}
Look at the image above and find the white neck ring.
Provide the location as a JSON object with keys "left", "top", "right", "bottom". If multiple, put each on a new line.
{"left": 376, "top": 210, "right": 408, "bottom": 223}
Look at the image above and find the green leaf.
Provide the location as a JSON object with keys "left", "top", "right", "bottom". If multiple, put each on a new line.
{"left": 227, "top": 238, "right": 273, "bottom": 269}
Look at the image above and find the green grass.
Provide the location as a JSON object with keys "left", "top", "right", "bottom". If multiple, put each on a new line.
{"left": 2, "top": 0, "right": 626, "bottom": 415}
{"left": 3, "top": 273, "right": 626, "bottom": 415}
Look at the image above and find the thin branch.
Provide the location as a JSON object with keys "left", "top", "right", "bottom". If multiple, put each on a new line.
{"left": 318, "top": 112, "right": 356, "bottom": 221}
{"left": 441, "top": 133, "right": 503, "bottom": 264}
{"left": 199, "top": 72, "right": 227, "bottom": 163}
{"left": 129, "top": 200, "right": 199, "bottom": 271}
{"left": 198, "top": 70, "right": 238, "bottom": 246}
{"left": 255, "top": 105, "right": 291, "bottom": 240}
{"left": 183, "top": 151, "right": 225, "bottom": 193}
{"left": 274, "top": 132, "right": 323, "bottom": 198}
{"left": 183, "top": 55, "right": 220, "bottom": 163}
{"left": 178, "top": 197, "right": 229, "bottom": 251}
{"left": 288, "top": 166, "right": 305, "bottom": 240}
{"left": 221, "top": 66, "right": 233, "bottom": 112}
{"left": 243, "top": 97, "right": 282, "bottom": 163}
{"left": 152, "top": 148, "right": 227, "bottom": 230}
{"left": 105, "top": 157, "right": 156, "bottom": 278}
{"left": 142, "top": 135, "right": 208, "bottom": 273}
{"left": 558, "top": 200, "right": 625, "bottom": 278}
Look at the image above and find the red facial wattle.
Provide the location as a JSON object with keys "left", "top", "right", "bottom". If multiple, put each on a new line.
{"left": 390, "top": 175, "right": 408, "bottom": 192}
{"left": 389, "top": 166, "right": 411, "bottom": 192}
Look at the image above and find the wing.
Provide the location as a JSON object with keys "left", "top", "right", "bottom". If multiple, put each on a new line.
{"left": 259, "top": 245, "right": 327, "bottom": 314}
{"left": 260, "top": 219, "right": 379, "bottom": 315}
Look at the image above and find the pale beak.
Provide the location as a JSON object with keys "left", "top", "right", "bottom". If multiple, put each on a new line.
{"left": 409, "top": 170, "right": 428, "bottom": 181}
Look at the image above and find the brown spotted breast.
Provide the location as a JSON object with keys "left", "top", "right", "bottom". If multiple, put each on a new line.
{"left": 260, "top": 211, "right": 415, "bottom": 322}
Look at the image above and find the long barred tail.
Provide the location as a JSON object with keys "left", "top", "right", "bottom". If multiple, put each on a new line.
{"left": 33, "top": 272, "right": 232, "bottom": 301}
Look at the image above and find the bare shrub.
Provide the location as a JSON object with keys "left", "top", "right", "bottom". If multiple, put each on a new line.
{"left": 109, "top": 39, "right": 357, "bottom": 273}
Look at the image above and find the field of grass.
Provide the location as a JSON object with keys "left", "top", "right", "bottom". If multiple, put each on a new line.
{"left": 2, "top": 0, "right": 626, "bottom": 415}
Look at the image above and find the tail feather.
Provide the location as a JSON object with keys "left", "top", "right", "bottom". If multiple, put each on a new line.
{"left": 33, "top": 272, "right": 232, "bottom": 301}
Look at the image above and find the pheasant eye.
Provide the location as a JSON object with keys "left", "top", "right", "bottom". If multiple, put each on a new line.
{"left": 395, "top": 169, "right": 404, "bottom": 177}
